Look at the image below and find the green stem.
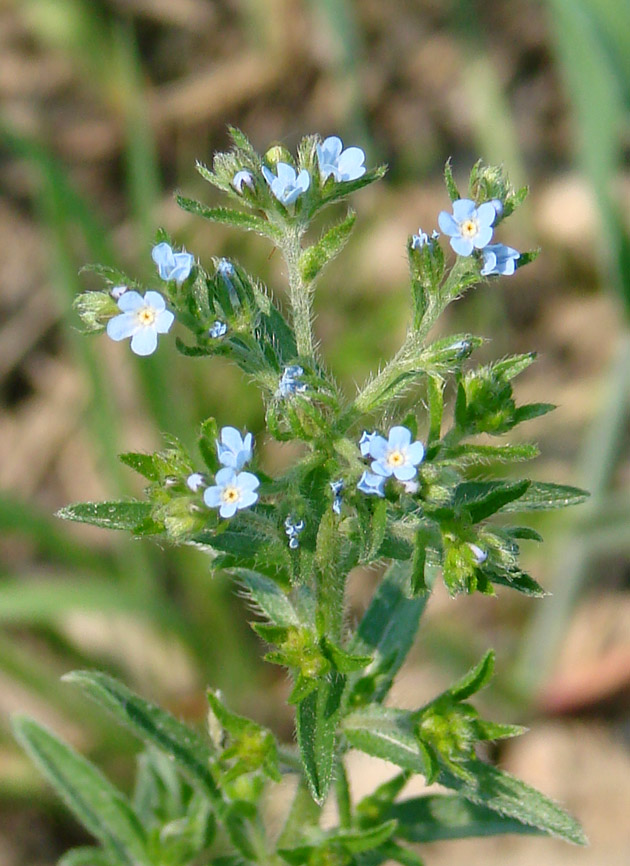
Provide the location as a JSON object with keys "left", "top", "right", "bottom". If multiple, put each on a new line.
{"left": 281, "top": 226, "right": 315, "bottom": 360}
{"left": 335, "top": 756, "right": 352, "bottom": 828}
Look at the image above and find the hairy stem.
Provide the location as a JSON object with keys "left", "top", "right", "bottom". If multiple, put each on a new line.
{"left": 281, "top": 226, "right": 315, "bottom": 360}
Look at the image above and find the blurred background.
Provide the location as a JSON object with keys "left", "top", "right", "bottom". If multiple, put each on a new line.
{"left": 1, "top": 0, "right": 630, "bottom": 863}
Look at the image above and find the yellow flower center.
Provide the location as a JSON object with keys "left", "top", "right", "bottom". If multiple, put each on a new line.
{"left": 460, "top": 218, "right": 478, "bottom": 239}
{"left": 387, "top": 449, "right": 405, "bottom": 467}
{"left": 137, "top": 306, "right": 157, "bottom": 326}
{"left": 222, "top": 486, "right": 241, "bottom": 504}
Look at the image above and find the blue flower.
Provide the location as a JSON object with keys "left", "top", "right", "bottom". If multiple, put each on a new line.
{"left": 203, "top": 468, "right": 260, "bottom": 518}
{"left": 357, "top": 471, "right": 386, "bottom": 497}
{"left": 262, "top": 163, "right": 310, "bottom": 205}
{"left": 216, "top": 426, "right": 253, "bottom": 471}
{"left": 411, "top": 229, "right": 439, "bottom": 251}
{"left": 359, "top": 431, "right": 379, "bottom": 457}
{"left": 317, "top": 136, "right": 366, "bottom": 182}
{"left": 277, "top": 365, "right": 308, "bottom": 398}
{"left": 209, "top": 320, "right": 228, "bottom": 339}
{"left": 106, "top": 290, "right": 174, "bottom": 356}
{"left": 285, "top": 516, "right": 305, "bottom": 549}
{"left": 438, "top": 199, "right": 496, "bottom": 256}
{"left": 110, "top": 285, "right": 127, "bottom": 300}
{"left": 186, "top": 473, "right": 206, "bottom": 492}
{"left": 217, "top": 259, "right": 235, "bottom": 280}
{"left": 151, "top": 242, "right": 194, "bottom": 283}
{"left": 367, "top": 425, "right": 425, "bottom": 482}
{"left": 233, "top": 170, "right": 254, "bottom": 193}
{"left": 489, "top": 199, "right": 503, "bottom": 217}
{"left": 480, "top": 243, "right": 520, "bottom": 276}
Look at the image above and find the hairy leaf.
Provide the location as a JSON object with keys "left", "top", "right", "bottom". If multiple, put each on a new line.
{"left": 56, "top": 501, "right": 152, "bottom": 532}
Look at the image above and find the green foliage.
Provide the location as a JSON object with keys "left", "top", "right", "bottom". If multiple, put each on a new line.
{"left": 16, "top": 138, "right": 588, "bottom": 864}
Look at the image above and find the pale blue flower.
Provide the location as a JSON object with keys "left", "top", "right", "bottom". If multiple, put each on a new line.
{"left": 216, "top": 426, "right": 253, "bottom": 470}
{"left": 368, "top": 425, "right": 425, "bottom": 482}
{"left": 186, "top": 473, "right": 206, "bottom": 492}
{"left": 357, "top": 471, "right": 386, "bottom": 498}
{"left": 359, "top": 431, "right": 379, "bottom": 457}
{"left": 317, "top": 136, "right": 366, "bottom": 182}
{"left": 209, "top": 320, "right": 228, "bottom": 339}
{"left": 233, "top": 170, "right": 254, "bottom": 193}
{"left": 152, "top": 242, "right": 194, "bottom": 283}
{"left": 411, "top": 230, "right": 430, "bottom": 250}
{"left": 468, "top": 543, "right": 487, "bottom": 564}
{"left": 285, "top": 516, "right": 305, "bottom": 549}
{"left": 217, "top": 259, "right": 235, "bottom": 280}
{"left": 277, "top": 365, "right": 308, "bottom": 398}
{"left": 110, "top": 285, "right": 127, "bottom": 300}
{"left": 106, "top": 290, "right": 174, "bottom": 356}
{"left": 262, "top": 163, "right": 310, "bottom": 206}
{"left": 480, "top": 243, "right": 520, "bottom": 276}
{"left": 438, "top": 199, "right": 496, "bottom": 256}
{"left": 203, "top": 468, "right": 259, "bottom": 518}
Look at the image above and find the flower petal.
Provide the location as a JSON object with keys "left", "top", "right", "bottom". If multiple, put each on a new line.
{"left": 117, "top": 291, "right": 145, "bottom": 312}
{"left": 388, "top": 426, "right": 412, "bottom": 450}
{"left": 473, "top": 224, "right": 493, "bottom": 249}
{"left": 367, "top": 434, "right": 389, "bottom": 460}
{"left": 215, "top": 467, "right": 236, "bottom": 486}
{"left": 296, "top": 169, "right": 311, "bottom": 192}
{"left": 221, "top": 426, "right": 244, "bottom": 453}
{"left": 107, "top": 312, "right": 138, "bottom": 341}
{"left": 438, "top": 211, "right": 459, "bottom": 236}
{"left": 276, "top": 162, "right": 297, "bottom": 183}
{"left": 130, "top": 327, "right": 158, "bottom": 356}
{"left": 406, "top": 441, "right": 425, "bottom": 465}
{"left": 371, "top": 460, "right": 392, "bottom": 477}
{"left": 155, "top": 309, "right": 175, "bottom": 334}
{"left": 452, "top": 199, "right": 476, "bottom": 221}
{"left": 476, "top": 201, "right": 497, "bottom": 228}
{"left": 143, "top": 291, "right": 166, "bottom": 312}
{"left": 151, "top": 243, "right": 174, "bottom": 269}
{"left": 321, "top": 136, "right": 343, "bottom": 162}
{"left": 450, "top": 236, "right": 474, "bottom": 257}
{"left": 237, "top": 489, "right": 259, "bottom": 509}
{"left": 262, "top": 166, "right": 276, "bottom": 186}
{"left": 237, "top": 471, "right": 260, "bottom": 492}
{"left": 393, "top": 464, "right": 417, "bottom": 481}
{"left": 203, "top": 486, "right": 222, "bottom": 508}
{"left": 220, "top": 501, "right": 239, "bottom": 519}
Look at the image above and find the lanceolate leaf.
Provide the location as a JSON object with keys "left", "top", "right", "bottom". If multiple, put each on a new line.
{"left": 12, "top": 716, "right": 149, "bottom": 866}
{"left": 299, "top": 211, "right": 356, "bottom": 282}
{"left": 56, "top": 501, "right": 152, "bottom": 532}
{"left": 456, "top": 480, "right": 531, "bottom": 523}
{"left": 440, "top": 760, "right": 587, "bottom": 845}
{"left": 175, "top": 197, "right": 281, "bottom": 240}
{"left": 499, "top": 482, "right": 589, "bottom": 512}
{"left": 118, "top": 452, "right": 159, "bottom": 481}
{"left": 342, "top": 706, "right": 428, "bottom": 777}
{"left": 447, "top": 650, "right": 494, "bottom": 701}
{"left": 296, "top": 672, "right": 345, "bottom": 804}
{"left": 389, "top": 794, "right": 544, "bottom": 842}
{"left": 233, "top": 569, "right": 299, "bottom": 626}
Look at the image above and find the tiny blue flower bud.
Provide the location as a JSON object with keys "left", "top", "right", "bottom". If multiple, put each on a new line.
{"left": 186, "top": 473, "right": 206, "bottom": 492}
{"left": 289, "top": 536, "right": 299, "bottom": 549}
{"left": 330, "top": 479, "right": 344, "bottom": 496}
{"left": 402, "top": 480, "right": 419, "bottom": 494}
{"left": 285, "top": 516, "right": 305, "bottom": 549}
{"left": 480, "top": 243, "right": 520, "bottom": 277}
{"left": 489, "top": 198, "right": 504, "bottom": 217}
{"left": 438, "top": 199, "right": 496, "bottom": 256}
{"left": 209, "top": 320, "right": 228, "bottom": 339}
{"left": 277, "top": 365, "right": 308, "bottom": 398}
{"left": 262, "top": 163, "right": 310, "bottom": 206}
{"left": 332, "top": 496, "right": 342, "bottom": 515}
{"left": 359, "top": 431, "right": 379, "bottom": 457}
{"left": 110, "top": 285, "right": 127, "bottom": 300}
{"left": 233, "top": 170, "right": 254, "bottom": 193}
{"left": 216, "top": 427, "right": 254, "bottom": 470}
{"left": 217, "top": 259, "right": 235, "bottom": 280}
{"left": 468, "top": 543, "right": 488, "bottom": 564}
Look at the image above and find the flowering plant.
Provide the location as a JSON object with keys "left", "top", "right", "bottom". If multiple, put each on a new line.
{"left": 13, "top": 130, "right": 588, "bottom": 865}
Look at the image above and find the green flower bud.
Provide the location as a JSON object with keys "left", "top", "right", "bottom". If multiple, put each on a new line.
{"left": 73, "top": 291, "right": 119, "bottom": 333}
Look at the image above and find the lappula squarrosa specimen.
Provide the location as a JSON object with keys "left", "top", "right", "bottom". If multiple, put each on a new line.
{"left": 13, "top": 132, "right": 589, "bottom": 866}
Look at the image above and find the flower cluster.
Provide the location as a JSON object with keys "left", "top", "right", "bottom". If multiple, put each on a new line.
{"left": 284, "top": 517, "right": 305, "bottom": 549}
{"left": 357, "top": 426, "right": 425, "bottom": 497}
{"left": 438, "top": 199, "right": 520, "bottom": 274}
{"left": 277, "top": 365, "right": 308, "bottom": 398}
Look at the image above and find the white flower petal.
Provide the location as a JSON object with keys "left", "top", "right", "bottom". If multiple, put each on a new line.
{"left": 130, "top": 327, "right": 158, "bottom": 356}
{"left": 107, "top": 312, "right": 138, "bottom": 341}
{"left": 117, "top": 291, "right": 145, "bottom": 312}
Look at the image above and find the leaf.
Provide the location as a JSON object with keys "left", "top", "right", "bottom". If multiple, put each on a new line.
{"left": 58, "top": 848, "right": 119, "bottom": 866}
{"left": 316, "top": 165, "right": 387, "bottom": 210}
{"left": 443, "top": 158, "right": 460, "bottom": 201}
{"left": 299, "top": 211, "right": 356, "bottom": 282}
{"left": 296, "top": 672, "right": 345, "bottom": 804}
{"left": 198, "top": 417, "right": 220, "bottom": 472}
{"left": 56, "top": 501, "right": 152, "bottom": 532}
{"left": 389, "top": 794, "right": 544, "bottom": 842}
{"left": 329, "top": 820, "right": 398, "bottom": 853}
{"left": 448, "top": 650, "right": 495, "bottom": 701}
{"left": 118, "top": 452, "right": 158, "bottom": 481}
{"left": 440, "top": 759, "right": 587, "bottom": 845}
{"left": 343, "top": 706, "right": 429, "bottom": 776}
{"left": 12, "top": 716, "right": 149, "bottom": 866}
{"left": 443, "top": 442, "right": 539, "bottom": 465}
{"left": 348, "top": 561, "right": 428, "bottom": 705}
{"left": 175, "top": 196, "right": 280, "bottom": 240}
{"left": 234, "top": 569, "right": 298, "bottom": 626}
{"left": 322, "top": 638, "right": 372, "bottom": 673}
{"left": 513, "top": 403, "right": 555, "bottom": 424}
{"left": 457, "top": 480, "right": 531, "bottom": 523}
{"left": 62, "top": 672, "right": 218, "bottom": 797}
{"left": 499, "top": 482, "right": 589, "bottom": 512}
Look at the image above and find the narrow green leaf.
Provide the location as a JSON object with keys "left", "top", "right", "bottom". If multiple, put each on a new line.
{"left": 389, "top": 794, "right": 543, "bottom": 842}
{"left": 12, "top": 716, "right": 149, "bottom": 866}
{"left": 513, "top": 403, "right": 555, "bottom": 424}
{"left": 296, "top": 672, "right": 345, "bottom": 804}
{"left": 441, "top": 760, "right": 587, "bottom": 845}
{"left": 349, "top": 561, "right": 428, "bottom": 704}
{"left": 499, "top": 482, "right": 589, "bottom": 512}
{"left": 62, "top": 672, "right": 218, "bottom": 796}
{"left": 343, "top": 706, "right": 428, "bottom": 776}
{"left": 299, "top": 211, "right": 356, "bottom": 282}
{"left": 443, "top": 442, "right": 539, "bottom": 465}
{"left": 462, "top": 480, "right": 531, "bottom": 523}
{"left": 443, "top": 158, "right": 460, "bottom": 201}
{"left": 329, "top": 820, "right": 398, "bottom": 854}
{"left": 316, "top": 165, "right": 387, "bottom": 210}
{"left": 448, "top": 650, "right": 494, "bottom": 701}
{"left": 175, "top": 196, "right": 280, "bottom": 240}
{"left": 234, "top": 569, "right": 299, "bottom": 626}
{"left": 118, "top": 452, "right": 158, "bottom": 482}
{"left": 368, "top": 499, "right": 388, "bottom": 561}
{"left": 56, "top": 501, "right": 152, "bottom": 532}
{"left": 58, "top": 848, "right": 118, "bottom": 866}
